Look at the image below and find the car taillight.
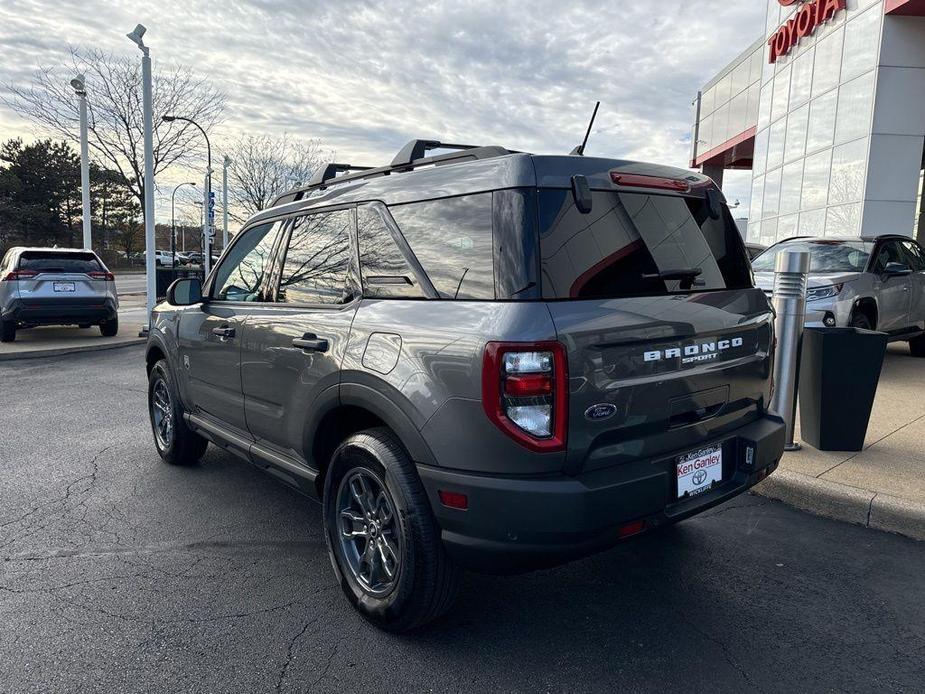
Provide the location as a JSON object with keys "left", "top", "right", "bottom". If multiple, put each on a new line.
{"left": 87, "top": 271, "right": 115, "bottom": 281}
{"left": 2, "top": 270, "right": 37, "bottom": 281}
{"left": 610, "top": 172, "right": 690, "bottom": 192}
{"left": 482, "top": 342, "right": 567, "bottom": 452}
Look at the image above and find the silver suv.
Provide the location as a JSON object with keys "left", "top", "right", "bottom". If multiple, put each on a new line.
{"left": 753, "top": 236, "right": 925, "bottom": 356}
{"left": 0, "top": 247, "right": 119, "bottom": 342}
{"left": 145, "top": 140, "right": 785, "bottom": 630}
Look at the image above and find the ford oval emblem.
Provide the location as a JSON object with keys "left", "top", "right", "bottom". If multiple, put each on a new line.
{"left": 585, "top": 403, "right": 617, "bottom": 421}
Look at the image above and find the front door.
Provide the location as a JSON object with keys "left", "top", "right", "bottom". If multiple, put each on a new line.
{"left": 179, "top": 220, "right": 284, "bottom": 435}
{"left": 871, "top": 240, "right": 912, "bottom": 333}
{"left": 241, "top": 207, "right": 359, "bottom": 467}
{"left": 900, "top": 239, "right": 925, "bottom": 332}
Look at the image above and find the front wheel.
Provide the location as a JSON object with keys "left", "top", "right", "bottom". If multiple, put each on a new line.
{"left": 323, "top": 428, "right": 462, "bottom": 632}
{"left": 148, "top": 359, "right": 208, "bottom": 465}
{"left": 850, "top": 313, "right": 872, "bottom": 330}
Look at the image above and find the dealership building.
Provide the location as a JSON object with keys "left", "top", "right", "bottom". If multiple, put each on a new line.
{"left": 691, "top": 0, "right": 925, "bottom": 246}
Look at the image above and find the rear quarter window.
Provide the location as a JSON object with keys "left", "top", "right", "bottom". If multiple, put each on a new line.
{"left": 388, "top": 193, "right": 494, "bottom": 300}
{"left": 18, "top": 251, "right": 102, "bottom": 274}
{"left": 538, "top": 190, "right": 751, "bottom": 300}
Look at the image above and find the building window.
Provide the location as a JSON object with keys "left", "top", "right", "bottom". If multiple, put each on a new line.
{"left": 784, "top": 104, "right": 810, "bottom": 163}
{"left": 826, "top": 203, "right": 862, "bottom": 237}
{"left": 812, "top": 27, "right": 845, "bottom": 99}
{"left": 780, "top": 160, "right": 805, "bottom": 215}
{"left": 799, "top": 208, "right": 827, "bottom": 237}
{"left": 829, "top": 138, "right": 869, "bottom": 205}
{"left": 767, "top": 119, "right": 788, "bottom": 171}
{"left": 790, "top": 49, "right": 815, "bottom": 109}
{"left": 802, "top": 149, "right": 833, "bottom": 211}
{"left": 806, "top": 90, "right": 838, "bottom": 154}
{"left": 771, "top": 65, "right": 792, "bottom": 123}
{"left": 764, "top": 167, "right": 783, "bottom": 219}
{"left": 842, "top": 5, "right": 881, "bottom": 83}
{"left": 835, "top": 71, "right": 875, "bottom": 145}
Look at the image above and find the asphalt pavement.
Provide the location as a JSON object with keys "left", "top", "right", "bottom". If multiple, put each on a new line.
{"left": 1, "top": 347, "right": 924, "bottom": 693}
{"left": 114, "top": 272, "right": 148, "bottom": 296}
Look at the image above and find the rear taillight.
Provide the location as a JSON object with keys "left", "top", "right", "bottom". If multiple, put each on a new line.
{"left": 87, "top": 271, "right": 115, "bottom": 281}
{"left": 610, "top": 172, "right": 690, "bottom": 192}
{"left": 2, "top": 270, "right": 37, "bottom": 281}
{"left": 482, "top": 342, "right": 567, "bottom": 452}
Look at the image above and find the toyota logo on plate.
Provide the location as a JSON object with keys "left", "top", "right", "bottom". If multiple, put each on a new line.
{"left": 692, "top": 470, "right": 708, "bottom": 486}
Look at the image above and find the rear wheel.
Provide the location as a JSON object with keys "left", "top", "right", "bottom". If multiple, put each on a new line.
{"left": 0, "top": 320, "right": 15, "bottom": 343}
{"left": 100, "top": 316, "right": 118, "bottom": 337}
{"left": 323, "top": 428, "right": 462, "bottom": 632}
{"left": 148, "top": 359, "right": 208, "bottom": 465}
{"left": 909, "top": 333, "right": 925, "bottom": 358}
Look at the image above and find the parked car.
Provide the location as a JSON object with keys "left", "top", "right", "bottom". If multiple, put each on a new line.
{"left": 144, "top": 140, "right": 785, "bottom": 630}
{"left": 0, "top": 247, "right": 119, "bottom": 342}
{"left": 752, "top": 236, "right": 925, "bottom": 355}
{"left": 744, "top": 242, "right": 766, "bottom": 260}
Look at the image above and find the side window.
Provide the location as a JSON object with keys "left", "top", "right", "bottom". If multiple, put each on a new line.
{"left": 212, "top": 221, "right": 281, "bottom": 302}
{"left": 388, "top": 194, "right": 494, "bottom": 300}
{"left": 872, "top": 241, "right": 904, "bottom": 273}
{"left": 357, "top": 205, "right": 426, "bottom": 299}
{"left": 901, "top": 241, "right": 925, "bottom": 272}
{"left": 277, "top": 209, "right": 353, "bottom": 305}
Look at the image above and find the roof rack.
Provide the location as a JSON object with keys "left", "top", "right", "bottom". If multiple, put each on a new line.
{"left": 271, "top": 138, "right": 517, "bottom": 207}
{"left": 308, "top": 162, "right": 374, "bottom": 188}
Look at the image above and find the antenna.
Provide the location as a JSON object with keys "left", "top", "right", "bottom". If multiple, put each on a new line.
{"left": 571, "top": 101, "right": 600, "bottom": 156}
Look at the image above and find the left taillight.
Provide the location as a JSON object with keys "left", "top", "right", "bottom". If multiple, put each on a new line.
{"left": 2, "top": 270, "right": 38, "bottom": 281}
{"left": 482, "top": 341, "right": 568, "bottom": 452}
{"left": 87, "top": 271, "right": 115, "bottom": 281}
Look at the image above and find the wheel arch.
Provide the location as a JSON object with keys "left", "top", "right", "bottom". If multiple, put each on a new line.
{"left": 852, "top": 297, "right": 878, "bottom": 329}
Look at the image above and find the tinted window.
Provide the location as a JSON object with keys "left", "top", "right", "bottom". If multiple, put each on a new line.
{"left": 18, "top": 251, "right": 101, "bottom": 274}
{"left": 389, "top": 194, "right": 494, "bottom": 300}
{"left": 213, "top": 221, "right": 281, "bottom": 302}
{"left": 278, "top": 209, "right": 353, "bottom": 305}
{"left": 753, "top": 240, "right": 874, "bottom": 273}
{"left": 900, "top": 240, "right": 925, "bottom": 272}
{"left": 357, "top": 205, "right": 426, "bottom": 299}
{"left": 539, "top": 190, "right": 751, "bottom": 299}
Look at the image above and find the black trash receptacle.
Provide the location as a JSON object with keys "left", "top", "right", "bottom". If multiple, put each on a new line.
{"left": 798, "top": 327, "right": 888, "bottom": 451}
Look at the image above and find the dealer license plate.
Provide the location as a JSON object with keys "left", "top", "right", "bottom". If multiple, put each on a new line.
{"left": 53, "top": 282, "right": 76, "bottom": 292}
{"left": 676, "top": 445, "right": 723, "bottom": 499}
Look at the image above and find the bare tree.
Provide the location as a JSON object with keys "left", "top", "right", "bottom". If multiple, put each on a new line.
{"left": 4, "top": 47, "right": 225, "bottom": 214}
{"left": 225, "top": 134, "right": 330, "bottom": 221}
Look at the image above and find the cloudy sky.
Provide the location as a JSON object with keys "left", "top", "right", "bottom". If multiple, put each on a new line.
{"left": 0, "top": 0, "right": 767, "bottom": 225}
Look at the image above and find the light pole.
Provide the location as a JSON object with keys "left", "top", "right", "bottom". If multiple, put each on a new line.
{"left": 127, "top": 23, "right": 156, "bottom": 335}
{"left": 70, "top": 74, "right": 92, "bottom": 250}
{"left": 162, "top": 114, "right": 212, "bottom": 277}
{"left": 171, "top": 182, "right": 196, "bottom": 268}
{"left": 222, "top": 155, "right": 231, "bottom": 251}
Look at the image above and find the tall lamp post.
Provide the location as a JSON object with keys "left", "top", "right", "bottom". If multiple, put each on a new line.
{"left": 70, "top": 74, "right": 92, "bottom": 250}
{"left": 171, "top": 182, "right": 196, "bottom": 268}
{"left": 127, "top": 24, "right": 156, "bottom": 335}
{"left": 222, "top": 155, "right": 231, "bottom": 251}
{"left": 162, "top": 114, "right": 212, "bottom": 277}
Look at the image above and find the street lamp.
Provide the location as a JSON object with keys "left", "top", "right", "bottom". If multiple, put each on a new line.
{"left": 71, "top": 74, "right": 91, "bottom": 250}
{"left": 162, "top": 114, "right": 213, "bottom": 276}
{"left": 222, "top": 155, "right": 231, "bottom": 251}
{"left": 126, "top": 23, "right": 156, "bottom": 336}
{"left": 171, "top": 182, "right": 196, "bottom": 268}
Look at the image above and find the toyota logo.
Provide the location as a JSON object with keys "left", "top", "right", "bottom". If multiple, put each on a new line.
{"left": 692, "top": 470, "right": 708, "bottom": 485}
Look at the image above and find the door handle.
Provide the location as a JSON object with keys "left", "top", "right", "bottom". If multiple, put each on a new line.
{"left": 211, "top": 325, "right": 236, "bottom": 339}
{"left": 293, "top": 333, "right": 329, "bottom": 353}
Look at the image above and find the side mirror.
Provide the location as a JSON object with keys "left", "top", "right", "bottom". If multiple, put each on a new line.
{"left": 883, "top": 262, "right": 912, "bottom": 278}
{"left": 166, "top": 277, "right": 203, "bottom": 306}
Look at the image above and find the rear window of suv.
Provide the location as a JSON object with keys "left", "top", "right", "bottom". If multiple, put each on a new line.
{"left": 538, "top": 190, "right": 752, "bottom": 300}
{"left": 18, "top": 251, "right": 102, "bottom": 274}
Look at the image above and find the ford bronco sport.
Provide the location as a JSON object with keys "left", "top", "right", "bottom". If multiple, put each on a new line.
{"left": 145, "top": 140, "right": 786, "bottom": 631}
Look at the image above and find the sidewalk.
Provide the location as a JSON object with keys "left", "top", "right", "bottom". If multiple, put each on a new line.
{"left": 755, "top": 342, "right": 925, "bottom": 541}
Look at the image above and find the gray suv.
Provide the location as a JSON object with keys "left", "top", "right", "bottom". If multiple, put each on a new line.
{"left": 753, "top": 236, "right": 925, "bottom": 356}
{"left": 0, "top": 247, "right": 119, "bottom": 342}
{"left": 145, "top": 140, "right": 785, "bottom": 630}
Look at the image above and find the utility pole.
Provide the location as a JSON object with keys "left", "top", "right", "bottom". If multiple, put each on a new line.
{"left": 71, "top": 74, "right": 92, "bottom": 250}
{"left": 223, "top": 155, "right": 231, "bottom": 251}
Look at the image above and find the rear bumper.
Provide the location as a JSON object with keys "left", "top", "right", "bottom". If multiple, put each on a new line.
{"left": 418, "top": 413, "right": 786, "bottom": 573}
{"left": 1, "top": 297, "right": 117, "bottom": 325}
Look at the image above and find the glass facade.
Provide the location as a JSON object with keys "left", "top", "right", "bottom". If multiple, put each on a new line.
{"left": 747, "top": 0, "right": 884, "bottom": 245}
{"left": 696, "top": 41, "right": 764, "bottom": 156}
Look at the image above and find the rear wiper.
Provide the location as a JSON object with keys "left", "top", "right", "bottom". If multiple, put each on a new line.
{"left": 642, "top": 267, "right": 703, "bottom": 281}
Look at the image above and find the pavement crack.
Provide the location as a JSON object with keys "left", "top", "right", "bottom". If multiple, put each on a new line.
{"left": 276, "top": 615, "right": 322, "bottom": 691}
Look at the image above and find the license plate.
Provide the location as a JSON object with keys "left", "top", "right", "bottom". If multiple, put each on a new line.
{"left": 53, "top": 282, "right": 76, "bottom": 292}
{"left": 676, "top": 445, "right": 723, "bottom": 499}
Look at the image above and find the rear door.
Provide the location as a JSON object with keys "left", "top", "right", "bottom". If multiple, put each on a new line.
{"left": 538, "top": 187, "right": 773, "bottom": 476}
{"left": 870, "top": 240, "right": 912, "bottom": 333}
{"left": 14, "top": 251, "right": 108, "bottom": 309}
{"left": 240, "top": 206, "right": 359, "bottom": 467}
{"left": 178, "top": 220, "right": 284, "bottom": 436}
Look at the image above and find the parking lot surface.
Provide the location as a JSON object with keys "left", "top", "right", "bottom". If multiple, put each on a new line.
{"left": 1, "top": 347, "right": 924, "bottom": 693}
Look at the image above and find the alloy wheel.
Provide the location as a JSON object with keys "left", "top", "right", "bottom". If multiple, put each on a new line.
{"left": 151, "top": 379, "right": 174, "bottom": 450}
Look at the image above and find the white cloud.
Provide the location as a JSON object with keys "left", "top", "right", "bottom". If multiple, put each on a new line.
{"left": 0, "top": 0, "right": 767, "bottom": 223}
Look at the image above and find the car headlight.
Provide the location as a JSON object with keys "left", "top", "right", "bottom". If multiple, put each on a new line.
{"left": 805, "top": 283, "right": 844, "bottom": 301}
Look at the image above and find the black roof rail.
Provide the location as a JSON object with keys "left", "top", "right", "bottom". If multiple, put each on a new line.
{"left": 308, "top": 162, "right": 373, "bottom": 188}
{"left": 390, "top": 139, "right": 481, "bottom": 168}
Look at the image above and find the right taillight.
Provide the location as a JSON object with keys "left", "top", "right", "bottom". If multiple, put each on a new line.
{"left": 482, "top": 342, "right": 567, "bottom": 452}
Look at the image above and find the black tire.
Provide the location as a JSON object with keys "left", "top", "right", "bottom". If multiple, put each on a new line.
{"left": 850, "top": 312, "right": 872, "bottom": 330}
{"left": 323, "top": 427, "right": 462, "bottom": 632}
{"left": 909, "top": 333, "right": 925, "bottom": 358}
{"left": 147, "top": 359, "right": 208, "bottom": 465}
{"left": 0, "top": 320, "right": 15, "bottom": 343}
{"left": 100, "top": 316, "right": 118, "bottom": 337}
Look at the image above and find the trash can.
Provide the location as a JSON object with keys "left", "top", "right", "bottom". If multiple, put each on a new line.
{"left": 155, "top": 268, "right": 202, "bottom": 299}
{"left": 798, "top": 327, "right": 888, "bottom": 451}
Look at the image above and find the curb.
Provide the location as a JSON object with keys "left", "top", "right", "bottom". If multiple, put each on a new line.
{"left": 754, "top": 468, "right": 925, "bottom": 542}
{"left": 0, "top": 338, "right": 146, "bottom": 362}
